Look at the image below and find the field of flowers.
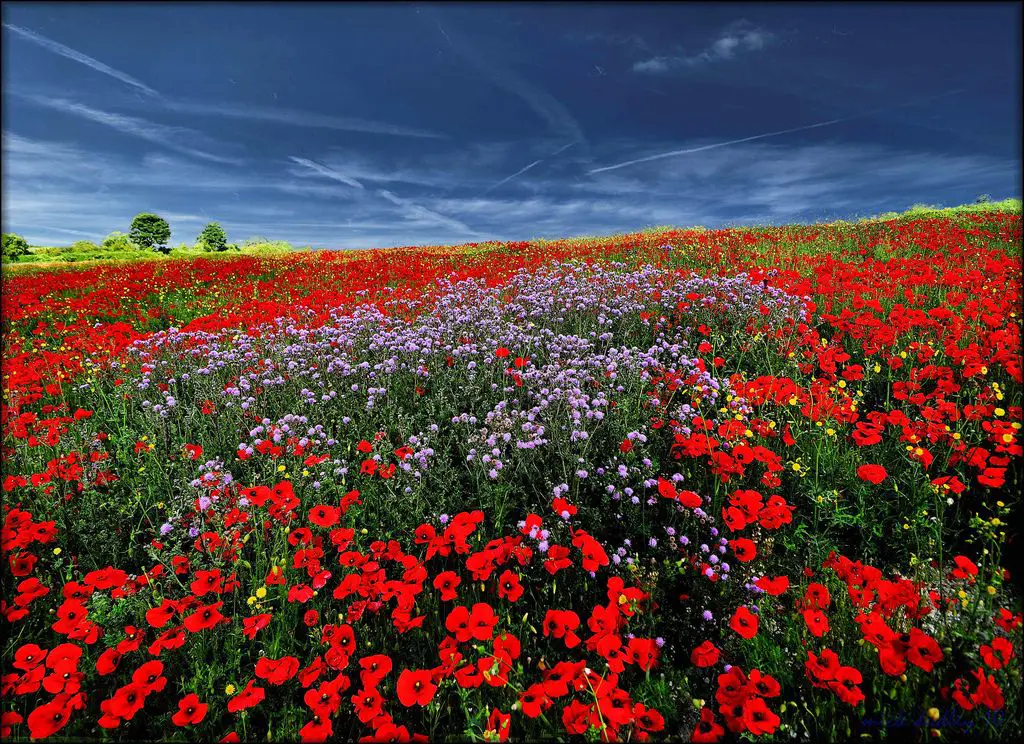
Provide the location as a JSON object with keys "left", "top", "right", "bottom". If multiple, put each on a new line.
{"left": 1, "top": 208, "right": 1021, "bottom": 742}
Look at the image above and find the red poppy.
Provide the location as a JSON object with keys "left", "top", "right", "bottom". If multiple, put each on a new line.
{"left": 242, "top": 613, "right": 273, "bottom": 640}
{"left": 980, "top": 636, "right": 1014, "bottom": 670}
{"left": 856, "top": 464, "right": 887, "bottom": 484}
{"left": 1, "top": 711, "right": 24, "bottom": 739}
{"left": 255, "top": 656, "right": 300, "bottom": 685}
{"left": 970, "top": 667, "right": 1005, "bottom": 711}
{"left": 132, "top": 660, "right": 167, "bottom": 695}
{"left": 105, "top": 682, "right": 148, "bottom": 722}
{"left": 519, "top": 683, "right": 553, "bottom": 719}
{"left": 805, "top": 649, "right": 842, "bottom": 686}
{"left": 351, "top": 687, "right": 384, "bottom": 723}
{"left": 741, "top": 697, "right": 780, "bottom": 736}
{"left": 13, "top": 643, "right": 46, "bottom": 672}
{"left": 691, "top": 707, "right": 725, "bottom": 743}
{"left": 172, "top": 693, "right": 208, "bottom": 726}
{"left": 691, "top": 640, "right": 720, "bottom": 668}
{"left": 358, "top": 654, "right": 393, "bottom": 689}
{"left": 183, "top": 602, "right": 226, "bottom": 633}
{"left": 84, "top": 567, "right": 129, "bottom": 591}
{"left": 634, "top": 703, "right": 665, "bottom": 732}
{"left": 749, "top": 669, "right": 781, "bottom": 698}
{"left": 486, "top": 708, "right": 511, "bottom": 742}
{"left": 803, "top": 609, "right": 830, "bottom": 637}
{"left": 432, "top": 571, "right": 461, "bottom": 601}
{"left": 27, "top": 699, "right": 73, "bottom": 739}
{"left": 95, "top": 648, "right": 122, "bottom": 676}
{"left": 755, "top": 575, "right": 789, "bottom": 595}
{"left": 190, "top": 569, "right": 224, "bottom": 597}
{"left": 309, "top": 505, "right": 340, "bottom": 528}
{"left": 227, "top": 680, "right": 265, "bottom": 713}
{"left": 951, "top": 555, "right": 979, "bottom": 582}
{"left": 543, "top": 545, "right": 573, "bottom": 575}
{"left": 497, "top": 570, "right": 524, "bottom": 602}
{"left": 562, "top": 698, "right": 594, "bottom": 735}
{"left": 730, "top": 538, "right": 756, "bottom": 563}
{"left": 730, "top": 607, "right": 759, "bottom": 639}
{"left": 396, "top": 669, "right": 437, "bottom": 707}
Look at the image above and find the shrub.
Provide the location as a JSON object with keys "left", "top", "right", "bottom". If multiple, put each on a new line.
{"left": 102, "top": 231, "right": 138, "bottom": 251}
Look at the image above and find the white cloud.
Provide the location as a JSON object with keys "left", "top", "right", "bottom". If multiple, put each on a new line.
{"left": 632, "top": 22, "right": 775, "bottom": 74}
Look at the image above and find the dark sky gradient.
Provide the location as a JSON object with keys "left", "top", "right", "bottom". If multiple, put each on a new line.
{"left": 2, "top": 2, "right": 1021, "bottom": 248}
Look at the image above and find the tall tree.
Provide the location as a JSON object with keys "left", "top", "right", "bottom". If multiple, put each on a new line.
{"left": 197, "top": 222, "right": 228, "bottom": 252}
{"left": 129, "top": 213, "right": 171, "bottom": 252}
{"left": 2, "top": 233, "right": 30, "bottom": 261}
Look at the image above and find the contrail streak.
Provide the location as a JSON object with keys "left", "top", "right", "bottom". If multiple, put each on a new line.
{"left": 588, "top": 88, "right": 969, "bottom": 175}
{"left": 588, "top": 118, "right": 849, "bottom": 174}
{"left": 290, "top": 155, "right": 479, "bottom": 235}
{"left": 483, "top": 141, "right": 578, "bottom": 195}
{"left": 376, "top": 189, "right": 479, "bottom": 235}
{"left": 15, "top": 93, "right": 241, "bottom": 164}
{"left": 3, "top": 23, "right": 160, "bottom": 97}
{"left": 288, "top": 157, "right": 365, "bottom": 189}
{"left": 165, "top": 101, "right": 448, "bottom": 139}
{"left": 3, "top": 24, "right": 443, "bottom": 140}
{"left": 483, "top": 159, "right": 542, "bottom": 195}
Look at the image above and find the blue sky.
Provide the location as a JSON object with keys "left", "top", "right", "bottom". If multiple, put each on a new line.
{"left": 2, "top": 3, "right": 1021, "bottom": 249}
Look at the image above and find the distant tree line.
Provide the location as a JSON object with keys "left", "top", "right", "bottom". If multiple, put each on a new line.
{"left": 2, "top": 213, "right": 244, "bottom": 262}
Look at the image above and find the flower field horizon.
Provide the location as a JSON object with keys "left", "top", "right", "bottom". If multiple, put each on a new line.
{"left": 1, "top": 205, "right": 1021, "bottom": 742}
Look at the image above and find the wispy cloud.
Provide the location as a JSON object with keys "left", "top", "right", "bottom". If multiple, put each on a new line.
{"left": 158, "top": 100, "right": 449, "bottom": 139}
{"left": 5, "top": 23, "right": 443, "bottom": 142}
{"left": 376, "top": 189, "right": 481, "bottom": 236}
{"left": 40, "top": 226, "right": 98, "bottom": 238}
{"left": 633, "top": 21, "right": 774, "bottom": 74}
{"left": 288, "top": 151, "right": 480, "bottom": 236}
{"left": 4, "top": 128, "right": 1016, "bottom": 249}
{"left": 568, "top": 31, "right": 651, "bottom": 52}
{"left": 288, "top": 157, "right": 366, "bottom": 190}
{"left": 417, "top": 5, "right": 587, "bottom": 147}
{"left": 3, "top": 22, "right": 160, "bottom": 97}
{"left": 483, "top": 141, "right": 578, "bottom": 195}
{"left": 12, "top": 93, "right": 243, "bottom": 165}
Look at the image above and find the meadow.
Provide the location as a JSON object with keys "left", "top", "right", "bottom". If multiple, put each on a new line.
{"left": 1, "top": 202, "right": 1021, "bottom": 742}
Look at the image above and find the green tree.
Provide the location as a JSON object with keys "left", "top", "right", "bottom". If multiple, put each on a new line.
{"left": 129, "top": 213, "right": 171, "bottom": 253}
{"left": 197, "top": 222, "right": 228, "bottom": 252}
{"left": 71, "top": 240, "right": 100, "bottom": 252}
{"left": 2, "top": 233, "right": 30, "bottom": 261}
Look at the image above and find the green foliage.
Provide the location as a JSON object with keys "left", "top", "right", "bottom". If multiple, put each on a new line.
{"left": 240, "top": 237, "right": 294, "bottom": 255}
{"left": 129, "top": 213, "right": 171, "bottom": 252}
{"left": 70, "top": 240, "right": 100, "bottom": 252}
{"left": 198, "top": 221, "right": 228, "bottom": 252}
{"left": 102, "top": 231, "right": 137, "bottom": 251}
{"left": 2, "top": 233, "right": 30, "bottom": 261}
